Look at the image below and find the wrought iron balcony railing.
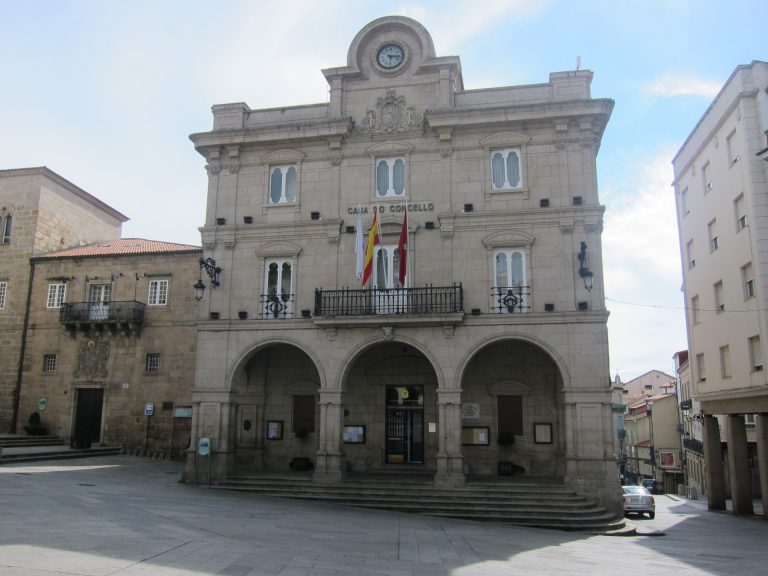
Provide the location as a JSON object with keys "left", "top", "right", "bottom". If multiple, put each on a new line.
{"left": 260, "top": 293, "right": 295, "bottom": 319}
{"left": 59, "top": 301, "right": 145, "bottom": 325}
{"left": 490, "top": 285, "right": 530, "bottom": 313}
{"left": 683, "top": 438, "right": 704, "bottom": 455}
{"left": 314, "top": 284, "right": 463, "bottom": 317}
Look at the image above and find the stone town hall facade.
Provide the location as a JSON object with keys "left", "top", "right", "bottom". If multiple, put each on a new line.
{"left": 186, "top": 17, "right": 617, "bottom": 507}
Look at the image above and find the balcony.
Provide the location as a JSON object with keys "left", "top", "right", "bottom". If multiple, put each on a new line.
{"left": 683, "top": 438, "right": 704, "bottom": 455}
{"left": 612, "top": 403, "right": 627, "bottom": 413}
{"left": 260, "top": 293, "right": 295, "bottom": 319}
{"left": 680, "top": 399, "right": 693, "bottom": 410}
{"left": 313, "top": 284, "right": 463, "bottom": 325}
{"left": 490, "top": 286, "right": 530, "bottom": 314}
{"left": 60, "top": 301, "right": 145, "bottom": 335}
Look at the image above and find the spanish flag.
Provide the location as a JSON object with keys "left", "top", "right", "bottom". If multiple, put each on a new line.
{"left": 361, "top": 209, "right": 380, "bottom": 287}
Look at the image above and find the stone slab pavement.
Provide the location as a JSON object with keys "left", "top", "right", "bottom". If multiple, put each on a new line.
{"left": 0, "top": 456, "right": 766, "bottom": 575}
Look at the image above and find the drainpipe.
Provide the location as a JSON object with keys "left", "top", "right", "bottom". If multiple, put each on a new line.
{"left": 10, "top": 259, "right": 36, "bottom": 433}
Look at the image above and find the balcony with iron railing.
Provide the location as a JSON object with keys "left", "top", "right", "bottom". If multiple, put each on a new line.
{"left": 260, "top": 293, "right": 295, "bottom": 319}
{"left": 311, "top": 284, "right": 463, "bottom": 327}
{"left": 490, "top": 286, "right": 530, "bottom": 314}
{"left": 60, "top": 301, "right": 145, "bottom": 333}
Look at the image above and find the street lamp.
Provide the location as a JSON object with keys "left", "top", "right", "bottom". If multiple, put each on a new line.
{"left": 194, "top": 257, "right": 222, "bottom": 301}
{"left": 577, "top": 241, "right": 594, "bottom": 291}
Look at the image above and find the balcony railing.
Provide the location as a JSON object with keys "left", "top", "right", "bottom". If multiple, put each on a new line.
{"left": 260, "top": 293, "right": 295, "bottom": 319}
{"left": 490, "top": 286, "right": 530, "bottom": 313}
{"left": 60, "top": 301, "right": 145, "bottom": 325}
{"left": 683, "top": 438, "right": 704, "bottom": 455}
{"left": 314, "top": 284, "right": 463, "bottom": 317}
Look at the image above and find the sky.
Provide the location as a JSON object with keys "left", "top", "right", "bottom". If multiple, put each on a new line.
{"left": 1, "top": 0, "right": 765, "bottom": 380}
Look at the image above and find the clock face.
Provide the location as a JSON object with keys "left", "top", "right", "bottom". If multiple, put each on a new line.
{"left": 377, "top": 43, "right": 404, "bottom": 69}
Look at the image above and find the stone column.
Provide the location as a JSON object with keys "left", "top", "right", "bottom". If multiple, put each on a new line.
{"left": 435, "top": 389, "right": 465, "bottom": 488}
{"left": 726, "top": 414, "right": 753, "bottom": 515}
{"left": 756, "top": 414, "right": 768, "bottom": 520}
{"left": 313, "top": 390, "right": 344, "bottom": 484}
{"left": 703, "top": 415, "right": 726, "bottom": 510}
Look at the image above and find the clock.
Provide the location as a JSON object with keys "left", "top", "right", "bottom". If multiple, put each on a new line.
{"left": 376, "top": 43, "right": 405, "bottom": 69}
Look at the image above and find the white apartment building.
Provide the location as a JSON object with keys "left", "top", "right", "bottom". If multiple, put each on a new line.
{"left": 673, "top": 60, "right": 768, "bottom": 515}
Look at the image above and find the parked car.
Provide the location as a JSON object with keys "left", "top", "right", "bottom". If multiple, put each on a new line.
{"left": 642, "top": 478, "right": 661, "bottom": 494}
{"left": 623, "top": 485, "right": 655, "bottom": 518}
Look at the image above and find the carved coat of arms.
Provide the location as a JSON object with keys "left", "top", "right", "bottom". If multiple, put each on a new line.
{"left": 75, "top": 339, "right": 110, "bottom": 378}
{"left": 359, "top": 90, "right": 423, "bottom": 135}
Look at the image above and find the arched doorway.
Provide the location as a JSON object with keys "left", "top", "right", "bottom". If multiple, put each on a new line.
{"left": 460, "top": 339, "right": 564, "bottom": 478}
{"left": 232, "top": 343, "right": 321, "bottom": 473}
{"left": 343, "top": 342, "right": 439, "bottom": 474}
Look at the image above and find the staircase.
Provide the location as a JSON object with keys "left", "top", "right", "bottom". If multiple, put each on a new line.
{"left": 209, "top": 474, "right": 623, "bottom": 532}
{"left": 0, "top": 435, "right": 121, "bottom": 464}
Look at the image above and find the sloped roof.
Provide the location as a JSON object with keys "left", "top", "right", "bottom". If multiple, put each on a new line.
{"left": 33, "top": 238, "right": 201, "bottom": 260}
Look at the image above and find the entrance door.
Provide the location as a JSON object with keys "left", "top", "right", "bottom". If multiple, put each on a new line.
{"left": 74, "top": 388, "right": 103, "bottom": 444}
{"left": 386, "top": 385, "right": 424, "bottom": 464}
{"left": 88, "top": 284, "right": 111, "bottom": 320}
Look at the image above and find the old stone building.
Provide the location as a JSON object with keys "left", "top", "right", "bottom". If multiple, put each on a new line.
{"left": 0, "top": 167, "right": 126, "bottom": 433}
{"left": 186, "top": 16, "right": 619, "bottom": 509}
{"left": 16, "top": 239, "right": 201, "bottom": 453}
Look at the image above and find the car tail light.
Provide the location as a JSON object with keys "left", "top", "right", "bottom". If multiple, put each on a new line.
{"left": 650, "top": 496, "right": 655, "bottom": 504}
{"left": 623, "top": 496, "right": 630, "bottom": 504}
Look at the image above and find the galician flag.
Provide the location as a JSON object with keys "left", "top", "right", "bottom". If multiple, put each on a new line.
{"left": 361, "top": 209, "right": 381, "bottom": 287}
{"left": 354, "top": 208, "right": 364, "bottom": 281}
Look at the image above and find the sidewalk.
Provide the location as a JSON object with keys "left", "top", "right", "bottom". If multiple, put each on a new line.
{"left": 668, "top": 492, "right": 764, "bottom": 515}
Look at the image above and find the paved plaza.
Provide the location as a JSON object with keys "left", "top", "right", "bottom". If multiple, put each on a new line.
{"left": 1, "top": 456, "right": 767, "bottom": 575}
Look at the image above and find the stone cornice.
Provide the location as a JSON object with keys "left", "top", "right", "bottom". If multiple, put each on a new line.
{"left": 425, "top": 99, "right": 614, "bottom": 133}
{"left": 437, "top": 206, "right": 604, "bottom": 232}
{"left": 190, "top": 118, "right": 354, "bottom": 153}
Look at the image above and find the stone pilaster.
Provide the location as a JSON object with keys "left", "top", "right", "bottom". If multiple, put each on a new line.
{"left": 725, "top": 414, "right": 753, "bottom": 515}
{"left": 703, "top": 415, "right": 726, "bottom": 510}
{"left": 313, "top": 391, "right": 345, "bottom": 484}
{"left": 434, "top": 389, "right": 464, "bottom": 488}
{"left": 756, "top": 414, "right": 768, "bottom": 520}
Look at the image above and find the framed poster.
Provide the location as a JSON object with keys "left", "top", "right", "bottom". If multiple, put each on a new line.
{"left": 267, "top": 420, "right": 283, "bottom": 440}
{"left": 533, "top": 423, "right": 552, "bottom": 444}
{"left": 343, "top": 425, "right": 366, "bottom": 444}
{"left": 461, "top": 426, "right": 490, "bottom": 446}
{"left": 659, "top": 450, "right": 676, "bottom": 467}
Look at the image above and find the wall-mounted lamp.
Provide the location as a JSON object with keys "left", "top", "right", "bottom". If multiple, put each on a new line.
{"left": 577, "top": 241, "right": 594, "bottom": 291}
{"left": 684, "top": 409, "right": 705, "bottom": 423}
{"left": 194, "top": 257, "right": 222, "bottom": 301}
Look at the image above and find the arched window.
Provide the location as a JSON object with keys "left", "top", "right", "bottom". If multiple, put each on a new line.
{"left": 376, "top": 158, "right": 406, "bottom": 197}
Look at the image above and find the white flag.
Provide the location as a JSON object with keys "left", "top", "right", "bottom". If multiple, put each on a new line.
{"left": 354, "top": 208, "right": 364, "bottom": 280}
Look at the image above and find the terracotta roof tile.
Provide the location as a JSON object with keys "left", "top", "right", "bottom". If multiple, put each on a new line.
{"left": 35, "top": 238, "right": 201, "bottom": 259}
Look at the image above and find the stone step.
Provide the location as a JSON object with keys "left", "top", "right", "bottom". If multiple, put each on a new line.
{"left": 208, "top": 477, "right": 622, "bottom": 531}
{"left": 0, "top": 436, "right": 66, "bottom": 448}
{"left": 0, "top": 447, "right": 121, "bottom": 464}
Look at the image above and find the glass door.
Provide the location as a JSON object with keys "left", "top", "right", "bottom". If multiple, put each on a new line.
{"left": 385, "top": 386, "right": 424, "bottom": 464}
{"left": 88, "top": 284, "right": 111, "bottom": 320}
{"left": 374, "top": 245, "right": 406, "bottom": 314}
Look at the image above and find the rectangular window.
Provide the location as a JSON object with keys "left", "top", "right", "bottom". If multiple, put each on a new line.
{"left": 269, "top": 164, "right": 298, "bottom": 204}
{"left": 497, "top": 395, "right": 523, "bottom": 436}
{"left": 714, "top": 281, "right": 724, "bottom": 312}
{"left": 292, "top": 395, "right": 315, "bottom": 434}
{"left": 1, "top": 215, "right": 11, "bottom": 244}
{"left": 734, "top": 194, "right": 747, "bottom": 231}
{"left": 707, "top": 219, "right": 718, "bottom": 252}
{"left": 148, "top": 279, "right": 169, "bottom": 306}
{"left": 702, "top": 162, "right": 712, "bottom": 193}
{"left": 680, "top": 187, "right": 689, "bottom": 217}
{"left": 490, "top": 148, "right": 522, "bottom": 190}
{"left": 263, "top": 259, "right": 293, "bottom": 318}
{"left": 43, "top": 354, "right": 57, "bottom": 373}
{"left": 375, "top": 157, "right": 406, "bottom": 198}
{"left": 727, "top": 129, "right": 740, "bottom": 165}
{"left": 492, "top": 249, "right": 528, "bottom": 313}
{"left": 47, "top": 283, "right": 66, "bottom": 308}
{"left": 686, "top": 240, "right": 695, "bottom": 269}
{"left": 749, "top": 335, "right": 763, "bottom": 372}
{"left": 0, "top": 281, "right": 6, "bottom": 309}
{"left": 696, "top": 353, "right": 706, "bottom": 382}
{"left": 742, "top": 262, "right": 755, "bottom": 300}
{"left": 691, "top": 295, "right": 700, "bottom": 324}
{"left": 719, "top": 345, "right": 731, "bottom": 379}
{"left": 145, "top": 353, "right": 161, "bottom": 372}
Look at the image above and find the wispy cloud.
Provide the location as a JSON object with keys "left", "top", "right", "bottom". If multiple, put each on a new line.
{"left": 602, "top": 146, "right": 688, "bottom": 378}
{"left": 644, "top": 73, "right": 721, "bottom": 98}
